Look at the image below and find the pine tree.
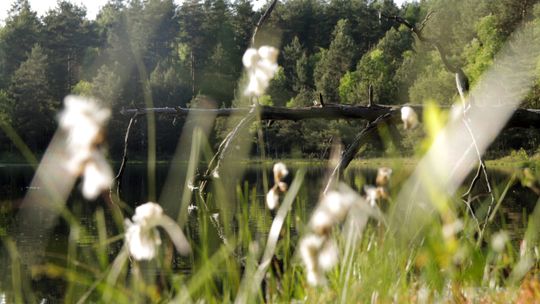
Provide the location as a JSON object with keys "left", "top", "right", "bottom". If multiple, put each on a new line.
{"left": 42, "top": 1, "right": 99, "bottom": 99}
{"left": 0, "top": 0, "right": 42, "bottom": 89}
{"left": 314, "top": 19, "right": 356, "bottom": 103}
{"left": 340, "top": 27, "right": 413, "bottom": 104}
{"left": 9, "top": 45, "right": 55, "bottom": 150}
{"left": 231, "top": 0, "right": 255, "bottom": 56}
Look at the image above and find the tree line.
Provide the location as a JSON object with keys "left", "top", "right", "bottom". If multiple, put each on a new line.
{"left": 1, "top": 0, "right": 539, "bottom": 161}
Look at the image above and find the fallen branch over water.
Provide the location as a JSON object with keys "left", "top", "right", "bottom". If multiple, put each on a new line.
{"left": 120, "top": 104, "right": 540, "bottom": 129}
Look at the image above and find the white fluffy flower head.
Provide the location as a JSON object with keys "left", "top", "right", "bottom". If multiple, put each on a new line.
{"left": 58, "top": 95, "right": 113, "bottom": 200}
{"left": 242, "top": 46, "right": 279, "bottom": 97}
{"left": 376, "top": 167, "right": 392, "bottom": 187}
{"left": 125, "top": 221, "right": 162, "bottom": 261}
{"left": 81, "top": 151, "right": 113, "bottom": 200}
{"left": 364, "top": 185, "right": 379, "bottom": 207}
{"left": 273, "top": 162, "right": 288, "bottom": 182}
{"left": 299, "top": 234, "right": 339, "bottom": 286}
{"left": 442, "top": 219, "right": 464, "bottom": 240}
{"left": 132, "top": 202, "right": 164, "bottom": 226}
{"left": 60, "top": 95, "right": 110, "bottom": 152}
{"left": 125, "top": 202, "right": 191, "bottom": 261}
{"left": 266, "top": 187, "right": 279, "bottom": 210}
{"left": 125, "top": 202, "right": 165, "bottom": 260}
{"left": 401, "top": 106, "right": 419, "bottom": 130}
{"left": 491, "top": 230, "right": 509, "bottom": 253}
{"left": 266, "top": 162, "right": 289, "bottom": 211}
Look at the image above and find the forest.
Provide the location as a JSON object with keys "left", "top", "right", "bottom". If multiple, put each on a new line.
{"left": 1, "top": 0, "right": 540, "bottom": 161}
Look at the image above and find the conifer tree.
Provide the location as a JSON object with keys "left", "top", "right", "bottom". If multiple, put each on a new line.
{"left": 314, "top": 19, "right": 356, "bottom": 103}
{"left": 0, "top": 0, "right": 42, "bottom": 88}
{"left": 9, "top": 45, "right": 55, "bottom": 150}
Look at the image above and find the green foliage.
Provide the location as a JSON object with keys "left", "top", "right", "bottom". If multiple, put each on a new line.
{"left": 0, "top": 0, "right": 539, "bottom": 158}
{"left": 286, "top": 88, "right": 315, "bottom": 108}
{"left": 257, "top": 95, "right": 274, "bottom": 106}
{"left": 338, "top": 71, "right": 360, "bottom": 104}
{"left": 463, "top": 15, "right": 504, "bottom": 84}
{"left": 314, "top": 19, "right": 356, "bottom": 103}
{"left": 91, "top": 64, "right": 123, "bottom": 106}
{"left": 0, "top": 0, "right": 43, "bottom": 88}
{"left": 42, "top": 1, "right": 99, "bottom": 99}
{"left": 71, "top": 80, "right": 94, "bottom": 96}
{"left": 510, "top": 148, "right": 530, "bottom": 162}
{"left": 408, "top": 52, "right": 456, "bottom": 105}
{"left": 340, "top": 27, "right": 413, "bottom": 104}
{"left": 267, "top": 67, "right": 293, "bottom": 107}
{"left": 8, "top": 44, "right": 56, "bottom": 150}
{"left": 0, "top": 90, "right": 13, "bottom": 125}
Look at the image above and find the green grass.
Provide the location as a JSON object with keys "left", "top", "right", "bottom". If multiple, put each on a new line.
{"left": 2, "top": 103, "right": 540, "bottom": 303}
{"left": 3, "top": 158, "right": 539, "bottom": 303}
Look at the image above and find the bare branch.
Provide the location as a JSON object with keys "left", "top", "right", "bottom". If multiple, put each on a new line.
{"left": 368, "top": 84, "right": 373, "bottom": 107}
{"left": 418, "top": 11, "right": 435, "bottom": 32}
{"left": 110, "top": 112, "right": 138, "bottom": 199}
{"left": 380, "top": 11, "right": 461, "bottom": 73}
{"left": 324, "top": 112, "right": 398, "bottom": 194}
{"left": 199, "top": 107, "right": 258, "bottom": 193}
{"left": 251, "top": 0, "right": 278, "bottom": 45}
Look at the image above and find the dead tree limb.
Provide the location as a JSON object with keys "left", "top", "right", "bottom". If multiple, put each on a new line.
{"left": 251, "top": 0, "right": 278, "bottom": 45}
{"left": 110, "top": 112, "right": 138, "bottom": 200}
{"left": 324, "top": 112, "right": 398, "bottom": 194}
{"left": 199, "top": 107, "right": 258, "bottom": 194}
{"left": 120, "top": 105, "right": 540, "bottom": 130}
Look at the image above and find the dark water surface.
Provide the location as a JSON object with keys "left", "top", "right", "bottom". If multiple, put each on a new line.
{"left": 0, "top": 161, "right": 537, "bottom": 300}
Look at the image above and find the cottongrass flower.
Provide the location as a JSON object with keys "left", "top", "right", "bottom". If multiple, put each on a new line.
{"left": 125, "top": 202, "right": 191, "bottom": 261}
{"left": 300, "top": 184, "right": 370, "bottom": 286}
{"left": 266, "top": 162, "right": 289, "bottom": 211}
{"left": 81, "top": 151, "right": 114, "bottom": 200}
{"left": 376, "top": 167, "right": 392, "bottom": 187}
{"left": 299, "top": 234, "right": 339, "bottom": 286}
{"left": 401, "top": 106, "right": 419, "bottom": 130}
{"left": 491, "top": 231, "right": 509, "bottom": 253}
{"left": 310, "top": 190, "right": 356, "bottom": 233}
{"left": 266, "top": 188, "right": 279, "bottom": 210}
{"left": 364, "top": 185, "right": 383, "bottom": 207}
{"left": 363, "top": 167, "right": 393, "bottom": 207}
{"left": 242, "top": 46, "right": 279, "bottom": 97}
{"left": 58, "top": 95, "right": 113, "bottom": 200}
{"left": 442, "top": 219, "right": 463, "bottom": 240}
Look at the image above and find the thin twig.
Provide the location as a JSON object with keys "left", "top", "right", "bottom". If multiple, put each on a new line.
{"left": 462, "top": 161, "right": 483, "bottom": 199}
{"left": 251, "top": 0, "right": 278, "bottom": 45}
{"left": 199, "top": 107, "right": 257, "bottom": 193}
{"left": 110, "top": 113, "right": 138, "bottom": 201}
{"left": 324, "top": 112, "right": 397, "bottom": 194}
{"left": 380, "top": 11, "right": 460, "bottom": 73}
{"left": 461, "top": 116, "right": 496, "bottom": 243}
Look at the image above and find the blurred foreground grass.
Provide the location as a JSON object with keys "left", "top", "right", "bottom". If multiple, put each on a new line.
{"left": 2, "top": 158, "right": 540, "bottom": 303}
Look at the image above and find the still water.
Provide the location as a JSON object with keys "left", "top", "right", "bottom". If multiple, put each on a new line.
{"left": 0, "top": 161, "right": 536, "bottom": 300}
